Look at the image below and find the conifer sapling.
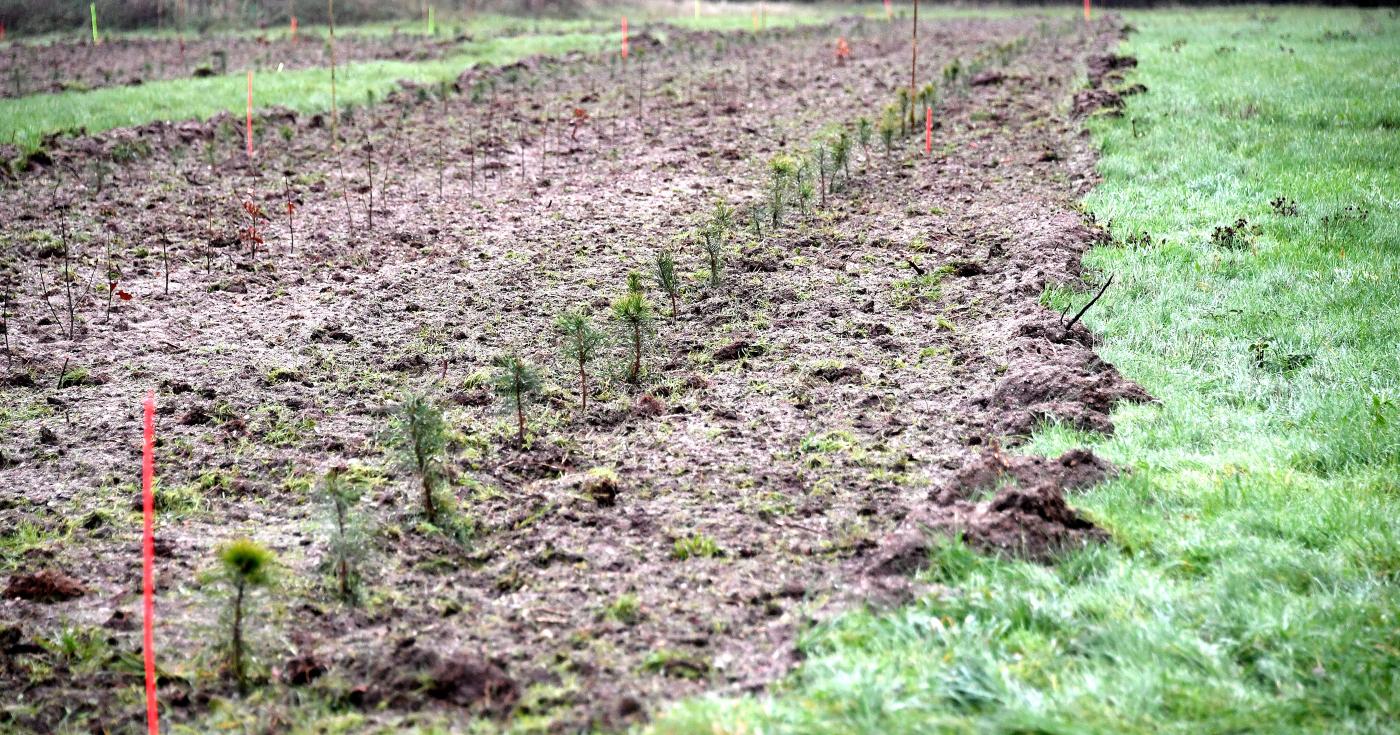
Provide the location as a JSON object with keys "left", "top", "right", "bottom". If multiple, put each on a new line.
{"left": 612, "top": 291, "right": 653, "bottom": 385}
{"left": 556, "top": 310, "right": 605, "bottom": 415}
{"left": 219, "top": 538, "right": 275, "bottom": 693}
{"left": 319, "top": 466, "right": 366, "bottom": 603}
{"left": 493, "top": 354, "right": 542, "bottom": 445}
{"left": 391, "top": 392, "right": 448, "bottom": 523}
{"left": 655, "top": 249, "right": 679, "bottom": 316}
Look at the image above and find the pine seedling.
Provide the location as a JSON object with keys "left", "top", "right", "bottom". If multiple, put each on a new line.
{"left": 768, "top": 154, "right": 798, "bottom": 228}
{"left": 390, "top": 392, "right": 448, "bottom": 523}
{"left": 697, "top": 225, "right": 723, "bottom": 286}
{"left": 319, "top": 466, "right": 366, "bottom": 603}
{"left": 218, "top": 538, "right": 275, "bottom": 693}
{"left": 879, "top": 106, "right": 898, "bottom": 156}
{"left": 814, "top": 143, "right": 829, "bottom": 206}
{"left": 655, "top": 249, "right": 680, "bottom": 317}
{"left": 626, "top": 271, "right": 645, "bottom": 294}
{"left": 832, "top": 129, "right": 852, "bottom": 182}
{"left": 857, "top": 116, "right": 873, "bottom": 160}
{"left": 612, "top": 291, "right": 653, "bottom": 385}
{"left": 493, "top": 354, "right": 541, "bottom": 446}
{"left": 556, "top": 310, "right": 605, "bottom": 415}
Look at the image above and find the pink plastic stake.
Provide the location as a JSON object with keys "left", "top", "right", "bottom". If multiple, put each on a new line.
{"left": 925, "top": 105, "right": 932, "bottom": 155}
{"left": 883, "top": 0, "right": 891, "bottom": 19}
{"left": 142, "top": 391, "right": 159, "bottom": 735}
{"left": 1, "top": 22, "right": 6, "bottom": 41}
{"left": 246, "top": 71, "right": 254, "bottom": 158}
{"left": 290, "top": 16, "right": 298, "bottom": 41}
{"left": 1084, "top": 0, "right": 1091, "bottom": 22}
{"left": 621, "top": 16, "right": 629, "bottom": 60}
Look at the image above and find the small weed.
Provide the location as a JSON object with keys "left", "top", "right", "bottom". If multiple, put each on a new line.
{"left": 672, "top": 533, "right": 724, "bottom": 560}
{"left": 603, "top": 594, "right": 642, "bottom": 624}
{"left": 1209, "top": 218, "right": 1261, "bottom": 250}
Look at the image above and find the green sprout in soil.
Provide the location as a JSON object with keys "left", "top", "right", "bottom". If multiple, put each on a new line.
{"left": 857, "top": 116, "right": 873, "bottom": 162}
{"left": 319, "top": 466, "right": 367, "bottom": 604}
{"left": 493, "top": 354, "right": 542, "bottom": 446}
{"left": 672, "top": 533, "right": 723, "bottom": 560}
{"left": 626, "top": 270, "right": 646, "bottom": 294}
{"left": 390, "top": 392, "right": 448, "bottom": 523}
{"left": 218, "top": 538, "right": 275, "bottom": 694}
{"left": 655, "top": 249, "right": 680, "bottom": 317}
{"left": 556, "top": 309, "right": 605, "bottom": 416}
{"left": 879, "top": 105, "right": 899, "bottom": 155}
{"left": 612, "top": 290, "right": 654, "bottom": 386}
{"left": 768, "top": 154, "right": 799, "bottom": 228}
{"left": 832, "top": 129, "right": 852, "bottom": 184}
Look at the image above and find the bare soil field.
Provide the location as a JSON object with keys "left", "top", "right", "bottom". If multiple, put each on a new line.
{"left": 1, "top": 13, "right": 1144, "bottom": 732}
{"left": 0, "top": 30, "right": 460, "bottom": 99}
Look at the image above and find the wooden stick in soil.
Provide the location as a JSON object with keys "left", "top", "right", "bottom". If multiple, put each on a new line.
{"left": 284, "top": 178, "right": 295, "bottom": 256}
{"left": 910, "top": 0, "right": 920, "bottom": 129}
{"left": 328, "top": 0, "right": 338, "bottom": 146}
{"left": 1061, "top": 273, "right": 1114, "bottom": 338}
{"left": 364, "top": 133, "right": 374, "bottom": 231}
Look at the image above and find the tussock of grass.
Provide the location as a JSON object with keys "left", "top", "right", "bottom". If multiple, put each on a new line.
{"left": 652, "top": 8, "right": 1400, "bottom": 734}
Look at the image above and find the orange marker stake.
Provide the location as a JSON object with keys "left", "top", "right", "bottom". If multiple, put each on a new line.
{"left": 925, "top": 105, "right": 932, "bottom": 155}
{"left": 246, "top": 71, "right": 254, "bottom": 158}
{"left": 883, "top": 0, "right": 891, "bottom": 20}
{"left": 290, "top": 15, "right": 298, "bottom": 41}
{"left": 1, "top": 22, "right": 6, "bottom": 41}
{"left": 621, "top": 16, "right": 628, "bottom": 59}
{"left": 1084, "top": 0, "right": 1091, "bottom": 23}
{"left": 142, "top": 391, "right": 159, "bottom": 735}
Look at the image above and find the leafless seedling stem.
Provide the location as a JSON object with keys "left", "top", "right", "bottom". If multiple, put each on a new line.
{"left": 1060, "top": 273, "right": 1114, "bottom": 338}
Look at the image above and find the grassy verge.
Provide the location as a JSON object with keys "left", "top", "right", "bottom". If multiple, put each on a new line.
{"left": 652, "top": 7, "right": 1399, "bottom": 734}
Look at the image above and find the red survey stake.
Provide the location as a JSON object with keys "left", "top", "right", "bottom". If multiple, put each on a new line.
{"left": 142, "top": 391, "right": 160, "bottom": 734}
{"left": 621, "top": 16, "right": 629, "bottom": 59}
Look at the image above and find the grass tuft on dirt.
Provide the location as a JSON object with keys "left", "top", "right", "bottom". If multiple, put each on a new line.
{"left": 653, "top": 7, "right": 1400, "bottom": 734}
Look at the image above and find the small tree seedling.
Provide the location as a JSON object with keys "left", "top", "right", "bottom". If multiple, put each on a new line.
{"left": 390, "top": 392, "right": 448, "bottom": 523}
{"left": 626, "top": 271, "right": 645, "bottom": 294}
{"left": 218, "top": 538, "right": 275, "bottom": 693}
{"left": 612, "top": 291, "right": 654, "bottom": 385}
{"left": 768, "top": 155, "right": 798, "bottom": 228}
{"left": 655, "top": 249, "right": 680, "bottom": 316}
{"left": 493, "top": 354, "right": 542, "bottom": 446}
{"left": 319, "top": 467, "right": 366, "bottom": 603}
{"left": 556, "top": 310, "right": 605, "bottom": 415}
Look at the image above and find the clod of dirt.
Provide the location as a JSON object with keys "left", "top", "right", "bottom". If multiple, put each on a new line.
{"left": 353, "top": 645, "right": 518, "bottom": 714}
{"left": 282, "top": 653, "right": 327, "bottom": 686}
{"left": 869, "top": 479, "right": 1106, "bottom": 573}
{"left": 1086, "top": 53, "right": 1138, "bottom": 87}
{"left": 4, "top": 570, "right": 87, "bottom": 602}
{"left": 811, "top": 364, "right": 862, "bottom": 384}
{"left": 980, "top": 355, "right": 1151, "bottom": 439}
{"left": 713, "top": 339, "right": 765, "bottom": 361}
{"left": 581, "top": 467, "right": 622, "bottom": 507}
{"left": 633, "top": 393, "right": 666, "bottom": 417}
{"left": 1073, "top": 88, "right": 1125, "bottom": 117}
{"left": 936, "top": 448, "right": 1116, "bottom": 503}
{"left": 970, "top": 70, "right": 1007, "bottom": 86}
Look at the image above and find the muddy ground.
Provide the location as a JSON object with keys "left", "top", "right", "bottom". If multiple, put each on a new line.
{"left": 0, "top": 29, "right": 464, "bottom": 99}
{"left": 0, "top": 13, "right": 1145, "bottom": 733}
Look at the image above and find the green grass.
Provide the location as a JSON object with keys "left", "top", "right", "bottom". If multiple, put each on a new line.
{"left": 0, "top": 30, "right": 613, "bottom": 151}
{"left": 651, "top": 7, "right": 1400, "bottom": 734}
{"left": 0, "top": 3, "right": 1055, "bottom": 152}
